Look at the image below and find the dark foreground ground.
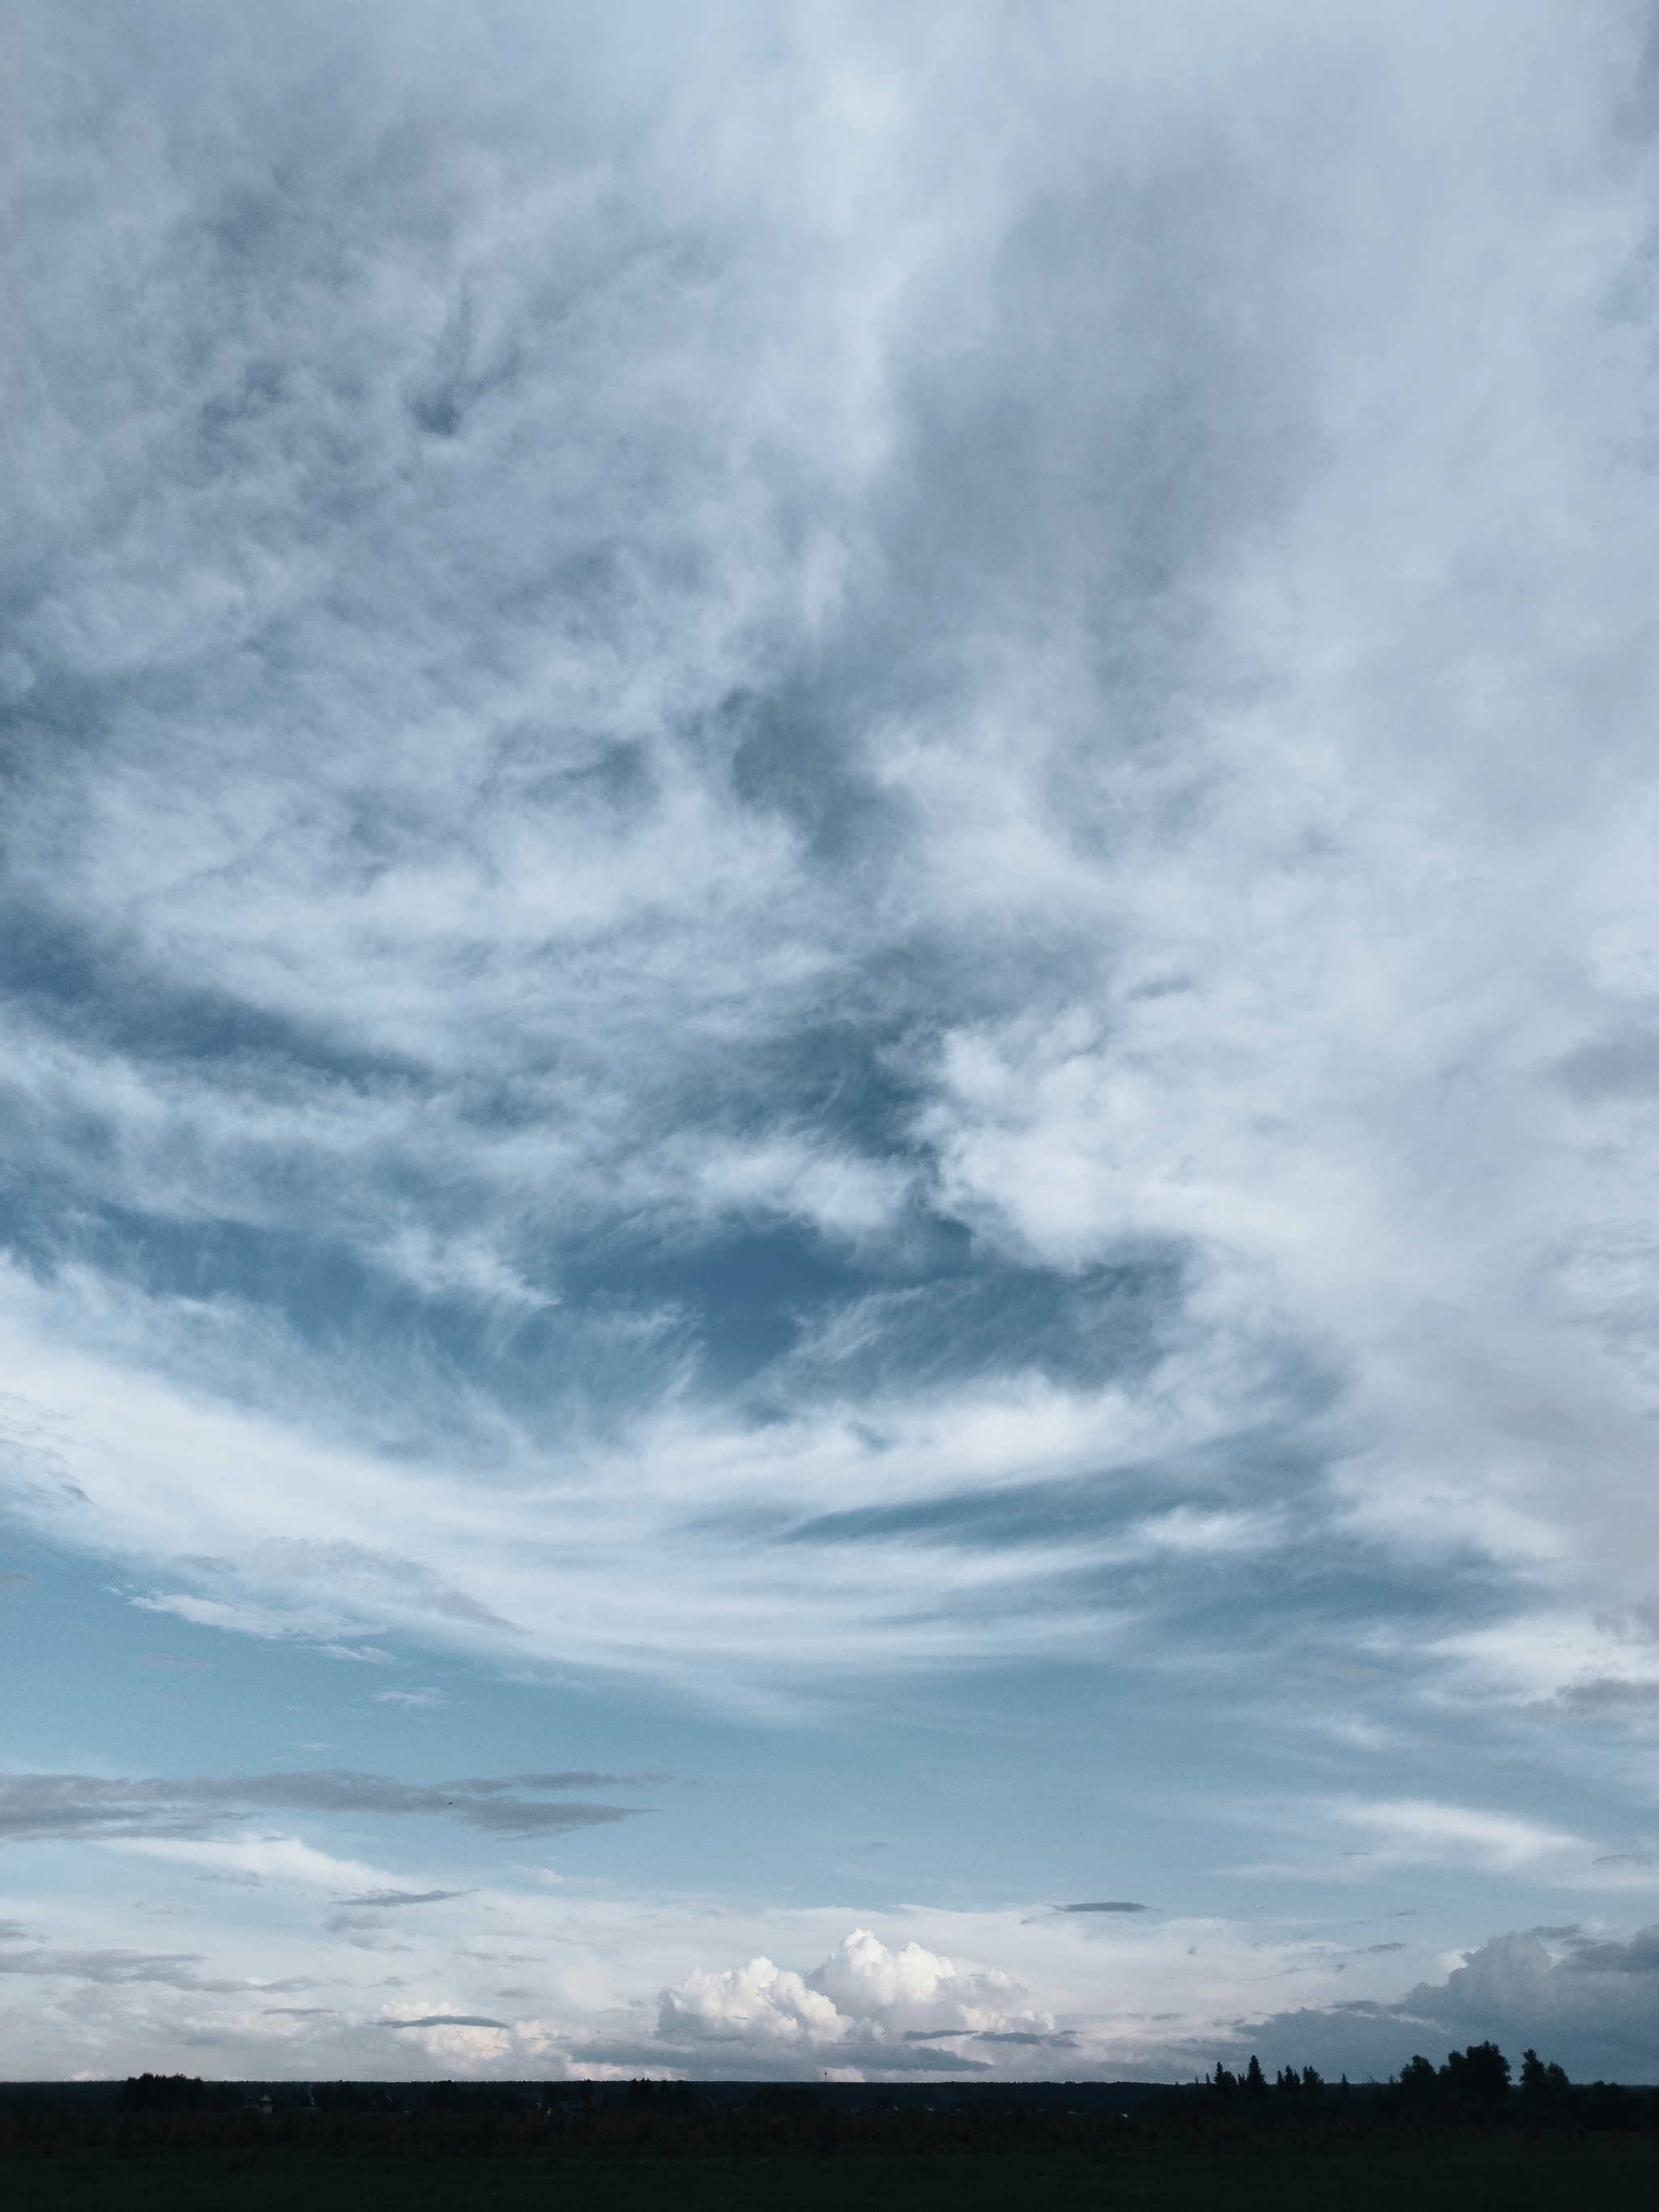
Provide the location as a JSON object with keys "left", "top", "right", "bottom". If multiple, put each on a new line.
{"left": 4, "top": 2137, "right": 1659, "bottom": 2212}
{"left": 8, "top": 2062, "right": 1659, "bottom": 2209}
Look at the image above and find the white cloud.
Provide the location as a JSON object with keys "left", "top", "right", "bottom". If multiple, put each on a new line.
{"left": 9, "top": 1831, "right": 1659, "bottom": 2082}
{"left": 110, "top": 1835, "right": 395, "bottom": 1891}
{"left": 657, "top": 1925, "right": 1070, "bottom": 2071}
{"left": 656, "top": 1924, "right": 1052, "bottom": 2064}
{"left": 0, "top": 1257, "right": 1260, "bottom": 1693}
{"left": 377, "top": 2001, "right": 514, "bottom": 2066}
{"left": 1326, "top": 1801, "right": 1587, "bottom": 1876}
{"left": 659, "top": 1954, "right": 847, "bottom": 2048}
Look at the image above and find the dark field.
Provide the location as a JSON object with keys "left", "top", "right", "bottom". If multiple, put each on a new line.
{"left": 5, "top": 2137, "right": 1659, "bottom": 2211}
{"left": 9, "top": 2063, "right": 1659, "bottom": 2210}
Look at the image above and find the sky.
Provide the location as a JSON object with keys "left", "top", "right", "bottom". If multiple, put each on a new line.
{"left": 4, "top": 0, "right": 1659, "bottom": 2086}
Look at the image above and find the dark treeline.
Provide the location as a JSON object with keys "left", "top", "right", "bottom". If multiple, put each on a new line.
{"left": 1207, "top": 2041, "right": 1650, "bottom": 2131}
{"left": 0, "top": 2044, "right": 1656, "bottom": 2160}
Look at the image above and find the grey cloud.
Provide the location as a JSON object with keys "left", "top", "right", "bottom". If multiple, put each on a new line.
{"left": 461, "top": 1772, "right": 672, "bottom": 1794}
{"left": 0, "top": 1947, "right": 199, "bottom": 1986}
{"left": 1216, "top": 1929, "right": 1659, "bottom": 2084}
{"left": 0, "top": 1946, "right": 291, "bottom": 1993}
{"left": 385, "top": 2014, "right": 508, "bottom": 2031}
{"left": 0, "top": 1571, "right": 39, "bottom": 1589}
{"left": 1562, "top": 1929, "right": 1659, "bottom": 1976}
{"left": 0, "top": 1770, "right": 648, "bottom": 1843}
{"left": 1543, "top": 1679, "right": 1659, "bottom": 1714}
{"left": 1056, "top": 1900, "right": 1148, "bottom": 1913}
{"left": 323, "top": 1916, "right": 413, "bottom": 1949}
{"left": 339, "top": 1888, "right": 472, "bottom": 1908}
{"left": 898, "top": 2026, "right": 1073, "bottom": 2048}
{"left": 1555, "top": 1029, "right": 1659, "bottom": 1101}
{"left": 133, "top": 1654, "right": 207, "bottom": 1669}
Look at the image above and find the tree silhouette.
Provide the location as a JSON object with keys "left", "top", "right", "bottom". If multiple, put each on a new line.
{"left": 1444, "top": 2040, "right": 1511, "bottom": 2108}
{"left": 1520, "top": 2048, "right": 1571, "bottom": 2103}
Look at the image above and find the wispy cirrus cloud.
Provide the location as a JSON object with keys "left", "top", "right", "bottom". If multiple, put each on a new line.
{"left": 1327, "top": 1800, "right": 1588, "bottom": 1875}
{"left": 4, "top": 0, "right": 1656, "bottom": 1732}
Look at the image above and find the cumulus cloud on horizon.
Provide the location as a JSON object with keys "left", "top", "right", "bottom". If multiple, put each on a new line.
{"left": 638, "top": 1922, "right": 1659, "bottom": 2085}
{"left": 655, "top": 1928, "right": 1053, "bottom": 2073}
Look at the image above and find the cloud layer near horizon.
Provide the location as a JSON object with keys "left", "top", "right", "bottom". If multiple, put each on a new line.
{"left": 7, "top": 1850, "right": 1659, "bottom": 2086}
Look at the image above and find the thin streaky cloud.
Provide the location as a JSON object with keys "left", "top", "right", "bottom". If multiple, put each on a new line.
{"left": 0, "top": 1771, "right": 649, "bottom": 1843}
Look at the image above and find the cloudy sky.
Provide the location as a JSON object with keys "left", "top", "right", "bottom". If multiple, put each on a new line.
{"left": 5, "top": 0, "right": 1659, "bottom": 2086}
